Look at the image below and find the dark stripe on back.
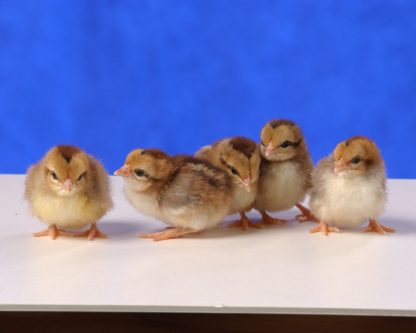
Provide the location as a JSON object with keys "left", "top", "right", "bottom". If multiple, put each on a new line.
{"left": 173, "top": 155, "right": 230, "bottom": 189}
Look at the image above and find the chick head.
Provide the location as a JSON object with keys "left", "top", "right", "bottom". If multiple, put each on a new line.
{"left": 43, "top": 145, "right": 90, "bottom": 196}
{"left": 219, "top": 137, "right": 260, "bottom": 192}
{"left": 333, "top": 136, "right": 383, "bottom": 176}
{"left": 114, "top": 149, "right": 172, "bottom": 191}
{"left": 260, "top": 119, "right": 304, "bottom": 161}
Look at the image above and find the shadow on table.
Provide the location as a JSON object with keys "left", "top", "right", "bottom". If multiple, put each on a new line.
{"left": 101, "top": 221, "right": 142, "bottom": 240}
{"left": 100, "top": 216, "right": 413, "bottom": 240}
{"left": 380, "top": 217, "right": 416, "bottom": 235}
{"left": 188, "top": 224, "right": 266, "bottom": 240}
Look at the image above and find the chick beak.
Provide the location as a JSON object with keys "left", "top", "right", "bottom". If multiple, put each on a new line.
{"left": 334, "top": 159, "right": 348, "bottom": 174}
{"left": 241, "top": 177, "right": 252, "bottom": 192}
{"left": 62, "top": 179, "right": 73, "bottom": 193}
{"left": 114, "top": 165, "right": 130, "bottom": 177}
{"left": 265, "top": 144, "right": 275, "bottom": 158}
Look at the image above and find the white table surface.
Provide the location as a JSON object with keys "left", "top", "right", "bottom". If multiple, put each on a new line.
{"left": 0, "top": 175, "right": 415, "bottom": 316}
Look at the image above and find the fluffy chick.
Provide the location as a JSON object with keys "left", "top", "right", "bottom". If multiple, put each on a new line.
{"left": 196, "top": 137, "right": 261, "bottom": 230}
{"left": 309, "top": 136, "right": 395, "bottom": 235}
{"left": 114, "top": 149, "right": 233, "bottom": 241}
{"left": 256, "top": 119, "right": 315, "bottom": 225}
{"left": 25, "top": 145, "right": 113, "bottom": 240}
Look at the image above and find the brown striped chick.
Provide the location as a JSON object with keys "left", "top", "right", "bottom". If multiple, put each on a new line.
{"left": 25, "top": 145, "right": 113, "bottom": 240}
{"left": 256, "top": 119, "right": 315, "bottom": 225}
{"left": 114, "top": 149, "right": 233, "bottom": 241}
{"left": 309, "top": 136, "right": 395, "bottom": 235}
{"left": 196, "top": 137, "right": 261, "bottom": 230}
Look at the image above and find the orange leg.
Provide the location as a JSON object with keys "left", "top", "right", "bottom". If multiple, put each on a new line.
{"left": 310, "top": 220, "right": 340, "bottom": 235}
{"left": 295, "top": 203, "right": 318, "bottom": 223}
{"left": 258, "top": 211, "right": 287, "bottom": 226}
{"left": 33, "top": 225, "right": 59, "bottom": 240}
{"left": 33, "top": 225, "right": 81, "bottom": 240}
{"left": 361, "top": 219, "right": 395, "bottom": 235}
{"left": 228, "top": 212, "right": 261, "bottom": 230}
{"left": 77, "top": 223, "right": 108, "bottom": 241}
{"left": 140, "top": 228, "right": 199, "bottom": 241}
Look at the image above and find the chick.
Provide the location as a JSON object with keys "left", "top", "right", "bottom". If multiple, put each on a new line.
{"left": 309, "top": 136, "right": 395, "bottom": 235}
{"left": 25, "top": 145, "right": 113, "bottom": 240}
{"left": 195, "top": 137, "right": 261, "bottom": 230}
{"left": 114, "top": 149, "right": 233, "bottom": 241}
{"left": 256, "top": 119, "right": 315, "bottom": 225}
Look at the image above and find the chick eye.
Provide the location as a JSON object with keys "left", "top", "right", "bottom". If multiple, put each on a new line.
{"left": 280, "top": 140, "right": 291, "bottom": 148}
{"left": 229, "top": 166, "right": 239, "bottom": 176}
{"left": 50, "top": 171, "right": 58, "bottom": 180}
{"left": 134, "top": 169, "right": 146, "bottom": 177}
{"left": 76, "top": 173, "right": 85, "bottom": 182}
{"left": 351, "top": 156, "right": 361, "bottom": 164}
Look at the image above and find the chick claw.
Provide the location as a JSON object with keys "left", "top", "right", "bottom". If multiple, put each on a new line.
{"left": 228, "top": 214, "right": 261, "bottom": 231}
{"left": 295, "top": 203, "right": 318, "bottom": 223}
{"left": 259, "top": 211, "right": 287, "bottom": 226}
{"left": 361, "top": 219, "right": 395, "bottom": 235}
{"left": 140, "top": 228, "right": 198, "bottom": 241}
{"left": 310, "top": 221, "right": 340, "bottom": 235}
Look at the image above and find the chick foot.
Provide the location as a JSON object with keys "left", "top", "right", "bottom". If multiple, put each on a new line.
{"left": 295, "top": 203, "right": 318, "bottom": 223}
{"left": 33, "top": 225, "right": 79, "bottom": 240}
{"left": 258, "top": 211, "right": 287, "bottom": 226}
{"left": 361, "top": 219, "right": 395, "bottom": 235}
{"left": 310, "top": 221, "right": 340, "bottom": 235}
{"left": 140, "top": 228, "right": 198, "bottom": 241}
{"left": 76, "top": 223, "right": 108, "bottom": 240}
{"left": 228, "top": 213, "right": 261, "bottom": 230}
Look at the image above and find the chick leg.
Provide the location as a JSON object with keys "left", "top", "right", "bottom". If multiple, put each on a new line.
{"left": 258, "top": 211, "right": 287, "bottom": 226}
{"left": 140, "top": 228, "right": 198, "bottom": 241}
{"left": 33, "top": 225, "right": 59, "bottom": 240}
{"left": 310, "top": 220, "right": 340, "bottom": 235}
{"left": 33, "top": 225, "right": 74, "bottom": 239}
{"left": 74, "top": 223, "right": 108, "bottom": 240}
{"left": 86, "top": 223, "right": 108, "bottom": 240}
{"left": 295, "top": 203, "right": 318, "bottom": 223}
{"left": 361, "top": 219, "right": 395, "bottom": 235}
{"left": 228, "top": 212, "right": 261, "bottom": 230}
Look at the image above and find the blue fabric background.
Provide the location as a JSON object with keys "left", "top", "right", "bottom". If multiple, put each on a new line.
{"left": 1, "top": 0, "right": 415, "bottom": 177}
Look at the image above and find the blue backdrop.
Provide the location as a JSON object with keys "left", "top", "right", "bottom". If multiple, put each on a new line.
{"left": 1, "top": 0, "right": 415, "bottom": 178}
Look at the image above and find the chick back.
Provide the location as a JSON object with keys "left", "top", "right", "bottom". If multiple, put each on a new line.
{"left": 159, "top": 157, "right": 233, "bottom": 230}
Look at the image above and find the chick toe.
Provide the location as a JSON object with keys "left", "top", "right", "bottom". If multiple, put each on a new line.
{"left": 361, "top": 219, "right": 395, "bottom": 235}
{"left": 141, "top": 228, "right": 198, "bottom": 241}
{"left": 259, "top": 211, "right": 287, "bottom": 226}
{"left": 310, "top": 221, "right": 340, "bottom": 235}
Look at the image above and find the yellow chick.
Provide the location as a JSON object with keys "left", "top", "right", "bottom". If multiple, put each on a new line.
{"left": 114, "top": 149, "right": 233, "bottom": 241}
{"left": 25, "top": 145, "right": 113, "bottom": 240}
{"left": 309, "top": 136, "right": 395, "bottom": 235}
{"left": 195, "top": 136, "right": 261, "bottom": 230}
{"left": 256, "top": 119, "right": 315, "bottom": 225}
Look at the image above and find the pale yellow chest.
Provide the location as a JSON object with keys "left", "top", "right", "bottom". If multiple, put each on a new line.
{"left": 31, "top": 194, "right": 100, "bottom": 228}
{"left": 230, "top": 184, "right": 257, "bottom": 214}
{"left": 257, "top": 161, "right": 307, "bottom": 211}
